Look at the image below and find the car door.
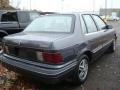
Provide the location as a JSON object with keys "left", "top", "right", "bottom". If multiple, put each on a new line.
{"left": 82, "top": 14, "right": 103, "bottom": 60}
{"left": 92, "top": 15, "right": 114, "bottom": 50}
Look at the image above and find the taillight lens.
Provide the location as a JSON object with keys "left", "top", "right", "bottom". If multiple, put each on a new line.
{"left": 37, "top": 51, "right": 63, "bottom": 64}
{"left": 42, "top": 52, "right": 63, "bottom": 64}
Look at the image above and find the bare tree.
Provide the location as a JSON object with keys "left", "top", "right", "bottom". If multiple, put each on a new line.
{"left": 15, "top": 0, "right": 22, "bottom": 9}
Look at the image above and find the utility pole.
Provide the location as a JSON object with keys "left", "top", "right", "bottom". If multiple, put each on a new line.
{"left": 61, "top": 0, "right": 64, "bottom": 12}
{"left": 105, "top": 0, "right": 107, "bottom": 17}
{"left": 111, "top": 0, "right": 113, "bottom": 9}
{"left": 30, "top": 0, "right": 31, "bottom": 10}
{"left": 93, "top": 0, "right": 95, "bottom": 13}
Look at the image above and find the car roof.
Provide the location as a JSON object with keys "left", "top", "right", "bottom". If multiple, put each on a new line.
{"left": 0, "top": 11, "right": 98, "bottom": 16}
{"left": 43, "top": 12, "right": 99, "bottom": 16}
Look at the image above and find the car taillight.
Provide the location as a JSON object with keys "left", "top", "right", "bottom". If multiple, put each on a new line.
{"left": 37, "top": 51, "right": 63, "bottom": 64}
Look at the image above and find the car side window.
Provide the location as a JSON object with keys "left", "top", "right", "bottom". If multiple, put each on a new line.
{"left": 80, "top": 15, "right": 87, "bottom": 34}
{"left": 92, "top": 15, "right": 106, "bottom": 30}
{"left": 1, "top": 12, "right": 18, "bottom": 22}
{"left": 82, "top": 15, "right": 97, "bottom": 33}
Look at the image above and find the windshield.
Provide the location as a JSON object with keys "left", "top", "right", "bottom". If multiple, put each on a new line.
{"left": 24, "top": 15, "right": 74, "bottom": 33}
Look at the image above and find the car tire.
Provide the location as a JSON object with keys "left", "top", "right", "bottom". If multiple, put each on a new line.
{"left": 0, "top": 37, "right": 2, "bottom": 42}
{"left": 0, "top": 37, "right": 2, "bottom": 49}
{"left": 72, "top": 55, "right": 89, "bottom": 85}
{"left": 109, "top": 39, "right": 116, "bottom": 53}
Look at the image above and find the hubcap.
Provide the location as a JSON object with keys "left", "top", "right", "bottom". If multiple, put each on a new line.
{"left": 78, "top": 58, "right": 88, "bottom": 81}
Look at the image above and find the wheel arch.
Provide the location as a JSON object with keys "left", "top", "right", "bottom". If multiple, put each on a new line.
{"left": 0, "top": 30, "right": 8, "bottom": 38}
{"left": 83, "top": 51, "right": 92, "bottom": 62}
{"left": 77, "top": 50, "right": 93, "bottom": 63}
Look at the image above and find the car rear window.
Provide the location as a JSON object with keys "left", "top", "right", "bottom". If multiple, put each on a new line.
{"left": 24, "top": 15, "right": 74, "bottom": 33}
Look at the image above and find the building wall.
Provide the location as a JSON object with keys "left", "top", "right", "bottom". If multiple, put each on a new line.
{"left": 100, "top": 8, "right": 120, "bottom": 17}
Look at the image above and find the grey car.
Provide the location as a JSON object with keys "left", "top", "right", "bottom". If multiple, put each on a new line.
{"left": 0, "top": 13, "right": 116, "bottom": 84}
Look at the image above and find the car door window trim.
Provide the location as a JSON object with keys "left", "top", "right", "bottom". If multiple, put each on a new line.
{"left": 91, "top": 14, "right": 107, "bottom": 31}
{"left": 82, "top": 14, "right": 98, "bottom": 34}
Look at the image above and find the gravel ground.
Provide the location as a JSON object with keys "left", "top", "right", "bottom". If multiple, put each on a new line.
{"left": 0, "top": 21, "right": 120, "bottom": 90}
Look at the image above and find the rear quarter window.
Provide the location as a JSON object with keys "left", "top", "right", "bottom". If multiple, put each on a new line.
{"left": 92, "top": 15, "right": 106, "bottom": 30}
{"left": 80, "top": 15, "right": 87, "bottom": 34}
{"left": 82, "top": 15, "right": 97, "bottom": 33}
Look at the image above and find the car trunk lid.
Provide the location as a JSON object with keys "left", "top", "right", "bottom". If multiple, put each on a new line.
{"left": 3, "top": 32, "right": 71, "bottom": 64}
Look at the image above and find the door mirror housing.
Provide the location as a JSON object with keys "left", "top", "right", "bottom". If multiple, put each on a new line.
{"left": 103, "top": 25, "right": 113, "bottom": 29}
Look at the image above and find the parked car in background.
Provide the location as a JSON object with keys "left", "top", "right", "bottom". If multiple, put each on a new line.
{"left": 100, "top": 15, "right": 120, "bottom": 21}
{"left": 107, "top": 16, "right": 120, "bottom": 21}
{"left": 100, "top": 15, "right": 108, "bottom": 23}
{"left": 0, "top": 13, "right": 116, "bottom": 85}
{"left": 0, "top": 10, "right": 40, "bottom": 41}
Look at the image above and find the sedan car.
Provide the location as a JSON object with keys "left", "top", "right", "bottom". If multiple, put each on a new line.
{"left": 108, "top": 16, "right": 120, "bottom": 21}
{"left": 0, "top": 13, "right": 116, "bottom": 85}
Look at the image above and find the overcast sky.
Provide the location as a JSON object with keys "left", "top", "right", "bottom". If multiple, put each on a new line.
{"left": 10, "top": 0, "right": 120, "bottom": 12}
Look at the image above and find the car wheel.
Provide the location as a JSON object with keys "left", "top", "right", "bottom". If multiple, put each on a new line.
{"left": 109, "top": 39, "right": 116, "bottom": 53}
{"left": 72, "top": 55, "right": 89, "bottom": 85}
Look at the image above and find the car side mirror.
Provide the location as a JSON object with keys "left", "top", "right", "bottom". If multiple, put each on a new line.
{"left": 102, "top": 25, "right": 113, "bottom": 29}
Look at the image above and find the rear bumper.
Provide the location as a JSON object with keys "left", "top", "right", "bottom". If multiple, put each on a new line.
{"left": 0, "top": 54, "right": 77, "bottom": 83}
